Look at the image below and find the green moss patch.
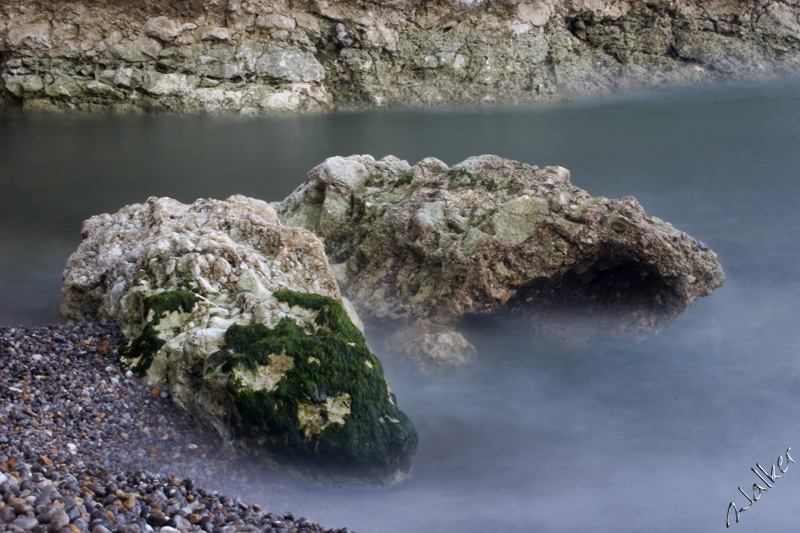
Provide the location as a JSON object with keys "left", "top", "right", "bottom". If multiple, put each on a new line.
{"left": 394, "top": 170, "right": 413, "bottom": 187}
{"left": 221, "top": 290, "right": 417, "bottom": 477}
{"left": 119, "top": 289, "right": 199, "bottom": 376}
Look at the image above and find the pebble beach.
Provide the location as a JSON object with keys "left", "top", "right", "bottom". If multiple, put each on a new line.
{"left": 0, "top": 322, "right": 352, "bottom": 533}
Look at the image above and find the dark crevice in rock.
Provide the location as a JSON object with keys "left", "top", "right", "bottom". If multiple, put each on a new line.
{"left": 508, "top": 262, "right": 669, "bottom": 314}
{"left": 502, "top": 261, "right": 678, "bottom": 338}
{"left": 0, "top": 52, "right": 13, "bottom": 109}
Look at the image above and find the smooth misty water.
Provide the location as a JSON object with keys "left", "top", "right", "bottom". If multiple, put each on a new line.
{"left": 1, "top": 82, "right": 800, "bottom": 531}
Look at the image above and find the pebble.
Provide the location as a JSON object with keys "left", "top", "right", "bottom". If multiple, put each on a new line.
{"left": 1, "top": 323, "right": 349, "bottom": 533}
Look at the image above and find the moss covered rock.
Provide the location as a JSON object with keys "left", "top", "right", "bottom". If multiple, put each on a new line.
{"left": 61, "top": 195, "right": 417, "bottom": 482}
{"left": 218, "top": 290, "right": 416, "bottom": 478}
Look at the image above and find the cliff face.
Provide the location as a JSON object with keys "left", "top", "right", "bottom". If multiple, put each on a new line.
{"left": 2, "top": 0, "right": 800, "bottom": 113}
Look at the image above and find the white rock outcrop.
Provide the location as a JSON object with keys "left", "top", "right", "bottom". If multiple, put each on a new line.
{"left": 61, "top": 195, "right": 417, "bottom": 481}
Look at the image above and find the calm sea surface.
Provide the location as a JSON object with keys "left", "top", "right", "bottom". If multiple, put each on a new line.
{"left": 1, "top": 82, "right": 800, "bottom": 531}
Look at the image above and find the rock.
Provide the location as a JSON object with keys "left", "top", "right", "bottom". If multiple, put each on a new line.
{"left": 2, "top": 0, "right": 800, "bottom": 113}
{"left": 201, "top": 27, "right": 235, "bottom": 44}
{"left": 143, "top": 16, "right": 196, "bottom": 44}
{"left": 5, "top": 21, "right": 51, "bottom": 50}
{"left": 61, "top": 195, "right": 417, "bottom": 482}
{"left": 387, "top": 326, "right": 477, "bottom": 372}
{"left": 49, "top": 508, "right": 70, "bottom": 530}
{"left": 12, "top": 515, "right": 40, "bottom": 530}
{"left": 255, "top": 46, "right": 326, "bottom": 83}
{"left": 274, "top": 154, "right": 725, "bottom": 356}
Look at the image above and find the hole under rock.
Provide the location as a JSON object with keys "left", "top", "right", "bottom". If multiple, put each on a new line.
{"left": 490, "top": 261, "right": 682, "bottom": 340}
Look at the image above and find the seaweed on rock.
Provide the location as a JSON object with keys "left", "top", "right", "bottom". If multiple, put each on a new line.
{"left": 220, "top": 290, "right": 417, "bottom": 479}
{"left": 118, "top": 290, "right": 199, "bottom": 376}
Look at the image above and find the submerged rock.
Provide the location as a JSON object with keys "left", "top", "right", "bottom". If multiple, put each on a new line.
{"left": 61, "top": 195, "right": 417, "bottom": 482}
{"left": 274, "top": 154, "right": 725, "bottom": 362}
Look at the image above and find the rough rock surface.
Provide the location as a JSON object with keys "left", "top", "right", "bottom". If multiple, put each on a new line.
{"left": 387, "top": 325, "right": 478, "bottom": 371}
{"left": 274, "top": 154, "right": 725, "bottom": 357}
{"left": 60, "top": 195, "right": 417, "bottom": 482}
{"left": 1, "top": 0, "right": 800, "bottom": 113}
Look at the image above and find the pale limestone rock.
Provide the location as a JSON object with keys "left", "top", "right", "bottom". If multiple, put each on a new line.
{"left": 44, "top": 76, "right": 82, "bottom": 98}
{"left": 143, "top": 16, "right": 197, "bottom": 44}
{"left": 144, "top": 72, "right": 194, "bottom": 96}
{"left": 201, "top": 27, "right": 236, "bottom": 43}
{"left": 6, "top": 21, "right": 51, "bottom": 50}
{"left": 2, "top": 73, "right": 44, "bottom": 96}
{"left": 61, "top": 195, "right": 417, "bottom": 480}
{"left": 109, "top": 36, "right": 163, "bottom": 62}
{"left": 275, "top": 154, "right": 726, "bottom": 361}
{"left": 255, "top": 46, "right": 325, "bottom": 82}
{"left": 517, "top": 1, "right": 554, "bottom": 27}
{"left": 256, "top": 13, "right": 297, "bottom": 31}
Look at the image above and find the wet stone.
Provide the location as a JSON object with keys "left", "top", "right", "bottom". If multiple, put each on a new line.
{"left": 12, "top": 514, "right": 40, "bottom": 530}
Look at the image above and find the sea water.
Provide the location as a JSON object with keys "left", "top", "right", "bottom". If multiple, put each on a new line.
{"left": 1, "top": 81, "right": 799, "bottom": 531}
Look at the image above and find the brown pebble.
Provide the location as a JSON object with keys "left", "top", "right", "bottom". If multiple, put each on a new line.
{"left": 67, "top": 525, "right": 80, "bottom": 533}
{"left": 40, "top": 455, "right": 53, "bottom": 466}
{"left": 189, "top": 513, "right": 202, "bottom": 524}
{"left": 123, "top": 493, "right": 137, "bottom": 510}
{"left": 103, "top": 509, "right": 116, "bottom": 522}
{"left": 151, "top": 388, "right": 160, "bottom": 399}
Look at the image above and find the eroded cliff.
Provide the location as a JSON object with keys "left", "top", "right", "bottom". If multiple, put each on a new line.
{"left": 2, "top": 0, "right": 799, "bottom": 112}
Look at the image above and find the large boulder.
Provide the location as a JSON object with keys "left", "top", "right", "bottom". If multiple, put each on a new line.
{"left": 61, "top": 195, "right": 417, "bottom": 482}
{"left": 274, "top": 155, "right": 725, "bottom": 361}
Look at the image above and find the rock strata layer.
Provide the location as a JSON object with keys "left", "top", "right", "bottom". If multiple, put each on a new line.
{"left": 274, "top": 154, "right": 725, "bottom": 358}
{"left": 60, "top": 195, "right": 417, "bottom": 482}
{"left": 2, "top": 0, "right": 799, "bottom": 113}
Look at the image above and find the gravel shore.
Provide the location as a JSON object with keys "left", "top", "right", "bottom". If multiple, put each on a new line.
{"left": 0, "top": 322, "right": 352, "bottom": 533}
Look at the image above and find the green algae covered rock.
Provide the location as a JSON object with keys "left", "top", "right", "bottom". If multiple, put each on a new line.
{"left": 218, "top": 290, "right": 416, "bottom": 478}
{"left": 61, "top": 195, "right": 417, "bottom": 482}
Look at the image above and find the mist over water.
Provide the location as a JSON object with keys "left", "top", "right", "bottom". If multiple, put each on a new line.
{"left": 2, "top": 81, "right": 800, "bottom": 530}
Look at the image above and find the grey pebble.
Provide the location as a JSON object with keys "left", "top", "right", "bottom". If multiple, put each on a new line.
{"left": 12, "top": 515, "right": 40, "bottom": 530}
{"left": 0, "top": 323, "right": 344, "bottom": 533}
{"left": 50, "top": 509, "right": 70, "bottom": 530}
